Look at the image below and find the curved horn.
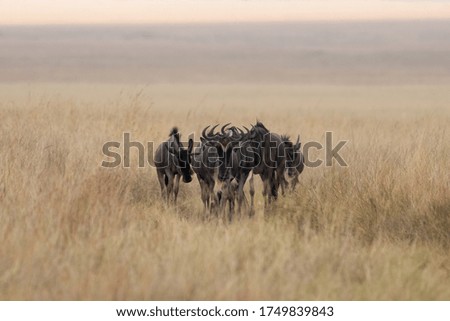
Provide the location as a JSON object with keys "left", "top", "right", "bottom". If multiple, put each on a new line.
{"left": 202, "top": 125, "right": 210, "bottom": 139}
{"left": 249, "top": 125, "right": 257, "bottom": 139}
{"left": 295, "top": 135, "right": 301, "bottom": 150}
{"left": 227, "top": 126, "right": 238, "bottom": 139}
{"left": 208, "top": 124, "right": 219, "bottom": 138}
{"left": 230, "top": 127, "right": 243, "bottom": 141}
{"left": 221, "top": 123, "right": 231, "bottom": 135}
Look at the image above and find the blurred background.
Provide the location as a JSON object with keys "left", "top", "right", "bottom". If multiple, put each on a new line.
{"left": 1, "top": 0, "right": 450, "bottom": 85}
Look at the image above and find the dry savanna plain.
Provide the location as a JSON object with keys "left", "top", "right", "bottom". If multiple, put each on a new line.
{"left": 0, "top": 84, "right": 449, "bottom": 300}
{"left": 0, "top": 22, "right": 449, "bottom": 300}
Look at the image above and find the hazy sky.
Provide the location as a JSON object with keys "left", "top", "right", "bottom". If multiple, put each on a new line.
{"left": 1, "top": 0, "right": 450, "bottom": 24}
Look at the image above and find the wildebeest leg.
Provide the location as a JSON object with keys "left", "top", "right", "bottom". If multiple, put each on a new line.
{"left": 217, "top": 186, "right": 224, "bottom": 216}
{"left": 291, "top": 174, "right": 299, "bottom": 192}
{"left": 205, "top": 176, "right": 214, "bottom": 212}
{"left": 261, "top": 171, "right": 275, "bottom": 207}
{"left": 157, "top": 170, "right": 166, "bottom": 201}
{"left": 173, "top": 174, "right": 181, "bottom": 204}
{"left": 206, "top": 191, "right": 210, "bottom": 210}
{"left": 271, "top": 171, "right": 278, "bottom": 201}
{"left": 284, "top": 177, "right": 290, "bottom": 192}
{"left": 261, "top": 172, "right": 269, "bottom": 207}
{"left": 209, "top": 179, "right": 217, "bottom": 213}
{"left": 249, "top": 173, "right": 255, "bottom": 216}
{"left": 197, "top": 177, "right": 208, "bottom": 211}
{"left": 262, "top": 172, "right": 275, "bottom": 217}
{"left": 237, "top": 171, "right": 250, "bottom": 214}
{"left": 219, "top": 180, "right": 232, "bottom": 222}
{"left": 277, "top": 167, "right": 286, "bottom": 197}
{"left": 226, "top": 179, "right": 236, "bottom": 222}
{"left": 228, "top": 191, "right": 234, "bottom": 222}
{"left": 200, "top": 179, "right": 209, "bottom": 214}
{"left": 278, "top": 173, "right": 288, "bottom": 196}
{"left": 165, "top": 170, "right": 174, "bottom": 204}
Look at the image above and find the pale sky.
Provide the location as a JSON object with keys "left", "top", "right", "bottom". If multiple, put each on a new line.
{"left": 1, "top": 0, "right": 450, "bottom": 25}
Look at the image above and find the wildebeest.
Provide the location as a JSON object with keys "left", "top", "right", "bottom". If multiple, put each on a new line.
{"left": 247, "top": 121, "right": 286, "bottom": 206}
{"left": 222, "top": 126, "right": 258, "bottom": 214}
{"left": 211, "top": 121, "right": 286, "bottom": 215}
{"left": 283, "top": 135, "right": 304, "bottom": 191}
{"left": 199, "top": 124, "right": 242, "bottom": 219}
{"left": 191, "top": 125, "right": 221, "bottom": 213}
{"left": 154, "top": 127, "right": 194, "bottom": 204}
{"left": 213, "top": 123, "right": 300, "bottom": 219}
{"left": 217, "top": 125, "right": 245, "bottom": 218}
{"left": 154, "top": 122, "right": 304, "bottom": 218}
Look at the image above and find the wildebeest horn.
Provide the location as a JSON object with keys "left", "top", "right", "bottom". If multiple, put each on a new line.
{"left": 228, "top": 127, "right": 243, "bottom": 140}
{"left": 208, "top": 124, "right": 219, "bottom": 138}
{"left": 202, "top": 125, "right": 210, "bottom": 139}
{"left": 221, "top": 123, "right": 231, "bottom": 135}
{"left": 249, "top": 125, "right": 257, "bottom": 139}
{"left": 295, "top": 135, "right": 301, "bottom": 149}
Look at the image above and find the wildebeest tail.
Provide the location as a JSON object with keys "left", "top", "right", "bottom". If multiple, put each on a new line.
{"left": 164, "top": 175, "right": 168, "bottom": 186}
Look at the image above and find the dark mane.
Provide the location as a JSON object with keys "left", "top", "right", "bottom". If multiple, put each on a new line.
{"left": 250, "top": 121, "right": 270, "bottom": 139}
{"left": 281, "top": 134, "right": 290, "bottom": 142}
{"left": 254, "top": 121, "right": 270, "bottom": 133}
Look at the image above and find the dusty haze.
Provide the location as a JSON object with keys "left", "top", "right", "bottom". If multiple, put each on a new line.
{"left": 1, "top": 20, "right": 450, "bottom": 85}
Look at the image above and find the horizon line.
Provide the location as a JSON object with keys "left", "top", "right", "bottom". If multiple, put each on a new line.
{"left": 2, "top": 17, "right": 450, "bottom": 27}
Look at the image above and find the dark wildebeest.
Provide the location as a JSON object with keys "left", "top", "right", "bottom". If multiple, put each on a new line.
{"left": 191, "top": 125, "right": 221, "bottom": 213}
{"left": 202, "top": 122, "right": 279, "bottom": 216}
{"left": 210, "top": 122, "right": 277, "bottom": 215}
{"left": 199, "top": 124, "right": 241, "bottom": 220}
{"left": 283, "top": 135, "right": 304, "bottom": 191}
{"left": 247, "top": 121, "right": 287, "bottom": 207}
{"left": 154, "top": 127, "right": 194, "bottom": 204}
{"left": 216, "top": 125, "right": 243, "bottom": 219}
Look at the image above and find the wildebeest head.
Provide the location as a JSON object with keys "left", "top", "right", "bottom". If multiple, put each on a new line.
{"left": 168, "top": 127, "right": 194, "bottom": 183}
{"left": 201, "top": 124, "right": 242, "bottom": 182}
{"left": 283, "top": 135, "right": 302, "bottom": 178}
{"left": 249, "top": 121, "right": 270, "bottom": 141}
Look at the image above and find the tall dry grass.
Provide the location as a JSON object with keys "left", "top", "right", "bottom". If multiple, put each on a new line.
{"left": 0, "top": 84, "right": 449, "bottom": 300}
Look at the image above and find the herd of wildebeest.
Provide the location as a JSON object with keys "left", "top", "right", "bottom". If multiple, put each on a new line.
{"left": 155, "top": 121, "right": 304, "bottom": 220}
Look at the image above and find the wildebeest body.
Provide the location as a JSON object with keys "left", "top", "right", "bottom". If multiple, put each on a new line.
{"left": 154, "top": 127, "right": 193, "bottom": 204}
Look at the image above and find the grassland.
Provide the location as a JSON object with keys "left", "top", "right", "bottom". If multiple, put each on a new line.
{"left": 0, "top": 84, "right": 449, "bottom": 300}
